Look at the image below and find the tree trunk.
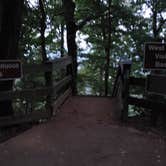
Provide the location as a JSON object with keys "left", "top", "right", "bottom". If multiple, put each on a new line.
{"left": 62, "top": 0, "right": 77, "bottom": 95}
{"left": 152, "top": 1, "right": 158, "bottom": 40}
{"left": 104, "top": 46, "right": 110, "bottom": 96}
{"left": 60, "top": 23, "right": 65, "bottom": 57}
{"left": 39, "top": 0, "right": 52, "bottom": 114}
{"left": 39, "top": 0, "right": 51, "bottom": 87}
{"left": 39, "top": 0, "right": 47, "bottom": 62}
{"left": 151, "top": 0, "right": 164, "bottom": 41}
{"left": 0, "top": 0, "right": 23, "bottom": 116}
{"left": 104, "top": 0, "right": 112, "bottom": 96}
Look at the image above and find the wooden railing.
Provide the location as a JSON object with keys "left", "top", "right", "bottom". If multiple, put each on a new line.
{"left": 112, "top": 62, "right": 166, "bottom": 123}
{"left": 0, "top": 56, "right": 72, "bottom": 127}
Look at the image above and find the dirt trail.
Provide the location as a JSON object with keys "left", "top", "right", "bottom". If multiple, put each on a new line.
{"left": 0, "top": 96, "right": 165, "bottom": 166}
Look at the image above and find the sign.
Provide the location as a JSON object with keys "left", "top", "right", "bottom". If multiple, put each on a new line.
{"left": 146, "top": 75, "right": 166, "bottom": 95}
{"left": 0, "top": 60, "right": 22, "bottom": 80}
{"left": 144, "top": 42, "right": 166, "bottom": 69}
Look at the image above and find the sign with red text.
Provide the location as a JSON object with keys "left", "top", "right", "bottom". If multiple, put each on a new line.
{"left": 144, "top": 42, "right": 166, "bottom": 70}
{"left": 0, "top": 60, "right": 22, "bottom": 80}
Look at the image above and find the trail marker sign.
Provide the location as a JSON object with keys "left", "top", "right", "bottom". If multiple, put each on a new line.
{"left": 144, "top": 42, "right": 166, "bottom": 70}
{"left": 0, "top": 60, "right": 22, "bottom": 80}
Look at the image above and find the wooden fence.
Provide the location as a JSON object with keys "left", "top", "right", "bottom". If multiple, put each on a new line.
{"left": 0, "top": 56, "right": 72, "bottom": 127}
{"left": 112, "top": 60, "right": 166, "bottom": 123}
{"left": 112, "top": 61, "right": 166, "bottom": 122}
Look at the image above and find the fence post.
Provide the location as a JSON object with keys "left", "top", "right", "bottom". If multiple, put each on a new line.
{"left": 66, "top": 56, "right": 73, "bottom": 93}
{"left": 45, "top": 61, "right": 53, "bottom": 117}
{"left": 120, "top": 62, "right": 131, "bottom": 122}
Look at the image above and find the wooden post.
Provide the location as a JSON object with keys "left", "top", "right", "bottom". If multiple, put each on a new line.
{"left": 45, "top": 61, "right": 53, "bottom": 117}
{"left": 120, "top": 62, "right": 131, "bottom": 122}
{"left": 66, "top": 57, "right": 72, "bottom": 91}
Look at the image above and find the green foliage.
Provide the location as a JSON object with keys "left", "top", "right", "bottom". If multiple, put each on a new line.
{"left": 19, "top": 0, "right": 166, "bottom": 96}
{"left": 76, "top": 0, "right": 165, "bottom": 95}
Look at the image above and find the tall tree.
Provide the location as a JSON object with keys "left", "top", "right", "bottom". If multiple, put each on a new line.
{"left": 62, "top": 0, "right": 77, "bottom": 94}
{"left": 60, "top": 22, "right": 65, "bottom": 57}
{"left": 148, "top": 0, "right": 166, "bottom": 40}
{"left": 104, "top": 0, "right": 112, "bottom": 96}
{"left": 0, "top": 0, "right": 23, "bottom": 116}
{"left": 77, "top": 0, "right": 150, "bottom": 95}
{"left": 39, "top": 0, "right": 47, "bottom": 62}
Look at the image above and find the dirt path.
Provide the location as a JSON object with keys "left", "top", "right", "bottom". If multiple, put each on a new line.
{"left": 0, "top": 96, "right": 165, "bottom": 166}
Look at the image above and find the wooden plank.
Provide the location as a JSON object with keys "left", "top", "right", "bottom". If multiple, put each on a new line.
{"left": 146, "top": 75, "right": 166, "bottom": 95}
{"left": 22, "top": 56, "right": 72, "bottom": 74}
{"left": 53, "top": 88, "right": 72, "bottom": 116}
{"left": 112, "top": 67, "right": 121, "bottom": 97}
{"left": 121, "top": 69, "right": 130, "bottom": 122}
{"left": 112, "top": 75, "right": 122, "bottom": 97}
{"left": 128, "top": 96, "right": 150, "bottom": 108}
{"left": 0, "top": 87, "right": 52, "bottom": 101}
{"left": 0, "top": 88, "right": 72, "bottom": 127}
{"left": 0, "top": 112, "right": 51, "bottom": 127}
{"left": 129, "top": 77, "right": 146, "bottom": 87}
{"left": 0, "top": 75, "right": 71, "bottom": 101}
{"left": 128, "top": 96, "right": 166, "bottom": 110}
{"left": 52, "top": 56, "right": 72, "bottom": 70}
{"left": 23, "top": 63, "right": 52, "bottom": 74}
{"left": 53, "top": 75, "right": 72, "bottom": 93}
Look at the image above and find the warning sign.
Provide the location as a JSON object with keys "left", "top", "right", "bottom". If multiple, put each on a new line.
{"left": 0, "top": 60, "right": 22, "bottom": 80}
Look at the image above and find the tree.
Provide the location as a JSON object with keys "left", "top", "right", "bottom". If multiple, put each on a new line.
{"left": 104, "top": 0, "right": 112, "bottom": 96}
{"left": 76, "top": 0, "right": 159, "bottom": 95}
{"left": 39, "top": 0, "right": 47, "bottom": 62}
{"left": 62, "top": 0, "right": 77, "bottom": 94}
{"left": 62, "top": 0, "right": 108, "bottom": 94}
{"left": 5, "top": 0, "right": 164, "bottom": 98}
{"left": 146, "top": 0, "right": 166, "bottom": 40}
{"left": 0, "top": 0, "right": 23, "bottom": 116}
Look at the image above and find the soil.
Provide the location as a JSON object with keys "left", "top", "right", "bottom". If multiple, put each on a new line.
{"left": 0, "top": 96, "right": 166, "bottom": 166}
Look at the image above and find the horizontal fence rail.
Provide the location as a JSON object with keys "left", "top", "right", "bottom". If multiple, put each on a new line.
{"left": 129, "top": 77, "right": 146, "bottom": 87}
{"left": 0, "top": 112, "right": 51, "bottom": 127}
{"left": 128, "top": 96, "right": 166, "bottom": 110}
{"left": 23, "top": 56, "right": 72, "bottom": 74}
{"left": 0, "top": 87, "right": 52, "bottom": 101}
{"left": 53, "top": 75, "right": 72, "bottom": 93}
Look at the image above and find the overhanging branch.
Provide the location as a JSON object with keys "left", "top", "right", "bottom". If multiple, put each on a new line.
{"left": 76, "top": 11, "right": 107, "bottom": 30}
{"left": 156, "top": 14, "right": 166, "bottom": 34}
